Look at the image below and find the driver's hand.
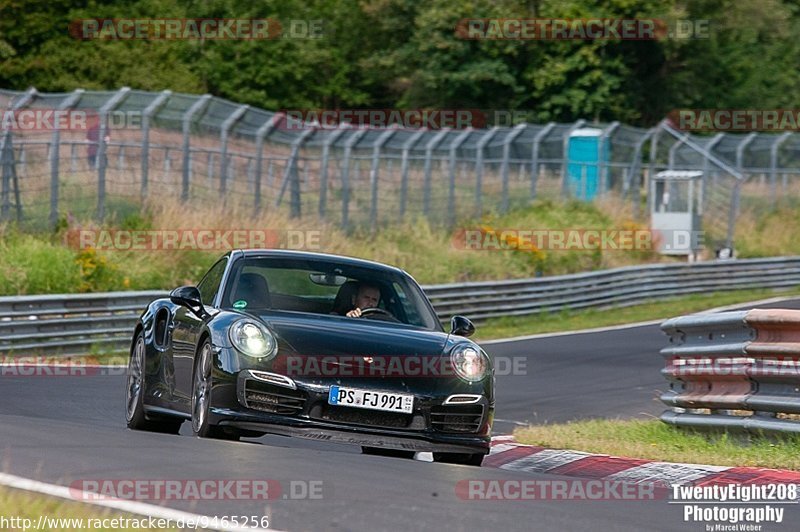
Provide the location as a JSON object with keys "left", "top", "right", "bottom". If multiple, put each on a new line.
{"left": 346, "top": 308, "right": 362, "bottom": 318}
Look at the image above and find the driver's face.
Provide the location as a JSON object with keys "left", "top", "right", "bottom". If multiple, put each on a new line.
{"left": 353, "top": 286, "right": 380, "bottom": 309}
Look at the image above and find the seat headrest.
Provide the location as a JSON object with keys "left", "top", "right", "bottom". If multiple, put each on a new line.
{"left": 233, "top": 272, "right": 271, "bottom": 309}
{"left": 331, "top": 280, "right": 361, "bottom": 315}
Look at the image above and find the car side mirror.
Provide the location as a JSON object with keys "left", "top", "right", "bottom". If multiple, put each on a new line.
{"left": 450, "top": 315, "right": 475, "bottom": 337}
{"left": 170, "top": 285, "right": 203, "bottom": 313}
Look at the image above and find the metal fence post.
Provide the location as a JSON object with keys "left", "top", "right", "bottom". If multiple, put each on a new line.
{"left": 318, "top": 127, "right": 347, "bottom": 219}
{"left": 422, "top": 129, "right": 450, "bottom": 217}
{"left": 448, "top": 128, "right": 473, "bottom": 223}
{"left": 475, "top": 127, "right": 499, "bottom": 217}
{"left": 530, "top": 122, "right": 555, "bottom": 199}
{"left": 275, "top": 127, "right": 316, "bottom": 218}
{"left": 598, "top": 121, "right": 619, "bottom": 196}
{"left": 560, "top": 119, "right": 585, "bottom": 197}
{"left": 49, "top": 89, "right": 83, "bottom": 228}
{"left": 647, "top": 126, "right": 671, "bottom": 219}
{"left": 769, "top": 132, "right": 792, "bottom": 206}
{"left": 667, "top": 134, "right": 686, "bottom": 170}
{"left": 219, "top": 104, "right": 249, "bottom": 194}
{"left": 399, "top": 129, "right": 427, "bottom": 222}
{"left": 700, "top": 133, "right": 724, "bottom": 214}
{"left": 339, "top": 128, "right": 368, "bottom": 228}
{"left": 180, "top": 94, "right": 211, "bottom": 202}
{"left": 500, "top": 123, "right": 526, "bottom": 212}
{"left": 723, "top": 132, "right": 757, "bottom": 248}
{"left": 369, "top": 128, "right": 397, "bottom": 227}
{"left": 735, "top": 132, "right": 757, "bottom": 182}
{"left": 1, "top": 88, "right": 36, "bottom": 221}
{"left": 95, "top": 87, "right": 130, "bottom": 221}
{"left": 625, "top": 128, "right": 654, "bottom": 219}
{"left": 253, "top": 113, "right": 281, "bottom": 216}
{"left": 140, "top": 90, "right": 171, "bottom": 202}
{"left": 0, "top": 131, "right": 13, "bottom": 221}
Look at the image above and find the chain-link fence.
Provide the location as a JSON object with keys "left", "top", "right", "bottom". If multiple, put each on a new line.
{"left": 2, "top": 87, "right": 800, "bottom": 246}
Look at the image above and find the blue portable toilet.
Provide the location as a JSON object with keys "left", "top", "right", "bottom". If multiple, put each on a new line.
{"left": 567, "top": 127, "right": 609, "bottom": 201}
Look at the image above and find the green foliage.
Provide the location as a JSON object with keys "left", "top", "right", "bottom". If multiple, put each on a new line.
{"left": 0, "top": 0, "right": 796, "bottom": 125}
{"left": 0, "top": 233, "right": 82, "bottom": 294}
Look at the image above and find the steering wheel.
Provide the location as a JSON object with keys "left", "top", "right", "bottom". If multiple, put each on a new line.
{"left": 359, "top": 307, "right": 401, "bottom": 322}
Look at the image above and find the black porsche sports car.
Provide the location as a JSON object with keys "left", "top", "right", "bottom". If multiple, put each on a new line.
{"left": 126, "top": 250, "right": 494, "bottom": 465}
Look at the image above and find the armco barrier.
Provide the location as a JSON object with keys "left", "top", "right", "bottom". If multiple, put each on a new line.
{"left": 661, "top": 308, "right": 800, "bottom": 433}
{"left": 2, "top": 256, "right": 800, "bottom": 357}
{"left": 0, "top": 291, "right": 165, "bottom": 357}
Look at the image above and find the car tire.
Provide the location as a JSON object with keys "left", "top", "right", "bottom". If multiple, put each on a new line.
{"left": 126, "top": 331, "right": 183, "bottom": 434}
{"left": 432, "top": 452, "right": 484, "bottom": 467}
{"left": 361, "top": 446, "right": 416, "bottom": 459}
{"left": 191, "top": 338, "right": 239, "bottom": 441}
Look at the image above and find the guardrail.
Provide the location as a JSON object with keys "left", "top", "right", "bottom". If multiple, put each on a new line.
{"left": 660, "top": 308, "right": 800, "bottom": 434}
{"left": 0, "top": 291, "right": 165, "bottom": 357}
{"left": 2, "top": 256, "right": 800, "bottom": 357}
{"left": 424, "top": 256, "right": 800, "bottom": 321}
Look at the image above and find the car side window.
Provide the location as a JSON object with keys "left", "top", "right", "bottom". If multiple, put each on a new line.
{"left": 197, "top": 259, "right": 228, "bottom": 307}
{"left": 392, "top": 282, "right": 418, "bottom": 325}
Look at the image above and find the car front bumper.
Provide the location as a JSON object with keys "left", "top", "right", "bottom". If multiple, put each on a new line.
{"left": 207, "top": 368, "right": 493, "bottom": 454}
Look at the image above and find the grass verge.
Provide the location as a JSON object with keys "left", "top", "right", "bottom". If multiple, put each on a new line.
{"left": 0, "top": 485, "right": 179, "bottom": 531}
{"left": 474, "top": 286, "right": 800, "bottom": 341}
{"left": 514, "top": 418, "right": 800, "bottom": 470}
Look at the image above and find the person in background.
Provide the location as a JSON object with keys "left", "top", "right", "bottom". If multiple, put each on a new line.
{"left": 86, "top": 115, "right": 110, "bottom": 168}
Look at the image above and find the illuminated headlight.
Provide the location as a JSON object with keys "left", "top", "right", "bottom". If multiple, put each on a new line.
{"left": 229, "top": 320, "right": 276, "bottom": 358}
{"left": 450, "top": 344, "right": 489, "bottom": 382}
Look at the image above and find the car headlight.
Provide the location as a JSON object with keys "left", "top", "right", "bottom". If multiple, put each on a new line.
{"left": 450, "top": 344, "right": 489, "bottom": 382}
{"left": 229, "top": 320, "right": 276, "bottom": 358}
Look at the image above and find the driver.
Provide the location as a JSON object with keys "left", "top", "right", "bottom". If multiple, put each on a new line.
{"left": 345, "top": 282, "right": 381, "bottom": 318}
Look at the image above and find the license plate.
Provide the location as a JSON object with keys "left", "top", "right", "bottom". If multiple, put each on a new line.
{"left": 328, "top": 385, "right": 414, "bottom": 414}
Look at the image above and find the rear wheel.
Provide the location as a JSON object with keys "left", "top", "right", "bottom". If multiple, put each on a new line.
{"left": 361, "top": 447, "right": 415, "bottom": 459}
{"left": 126, "top": 332, "right": 183, "bottom": 434}
{"left": 432, "top": 452, "right": 484, "bottom": 467}
{"left": 191, "top": 338, "right": 239, "bottom": 441}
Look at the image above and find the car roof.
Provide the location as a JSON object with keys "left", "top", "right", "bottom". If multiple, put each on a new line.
{"left": 231, "top": 249, "right": 407, "bottom": 275}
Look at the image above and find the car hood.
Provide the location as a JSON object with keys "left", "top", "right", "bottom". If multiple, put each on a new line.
{"left": 255, "top": 312, "right": 452, "bottom": 393}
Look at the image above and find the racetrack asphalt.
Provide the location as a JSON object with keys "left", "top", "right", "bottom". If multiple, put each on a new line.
{"left": 2, "top": 297, "right": 799, "bottom": 531}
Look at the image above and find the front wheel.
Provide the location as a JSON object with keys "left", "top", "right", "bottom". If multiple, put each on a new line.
{"left": 126, "top": 332, "right": 182, "bottom": 434}
{"left": 432, "top": 452, "right": 484, "bottom": 467}
{"left": 191, "top": 338, "right": 239, "bottom": 441}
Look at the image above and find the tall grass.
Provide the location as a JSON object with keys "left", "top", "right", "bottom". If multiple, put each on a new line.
{"left": 4, "top": 194, "right": 796, "bottom": 296}
{"left": 0, "top": 196, "right": 667, "bottom": 295}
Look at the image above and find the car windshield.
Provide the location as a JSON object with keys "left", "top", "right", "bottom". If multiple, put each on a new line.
{"left": 220, "top": 256, "right": 441, "bottom": 331}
